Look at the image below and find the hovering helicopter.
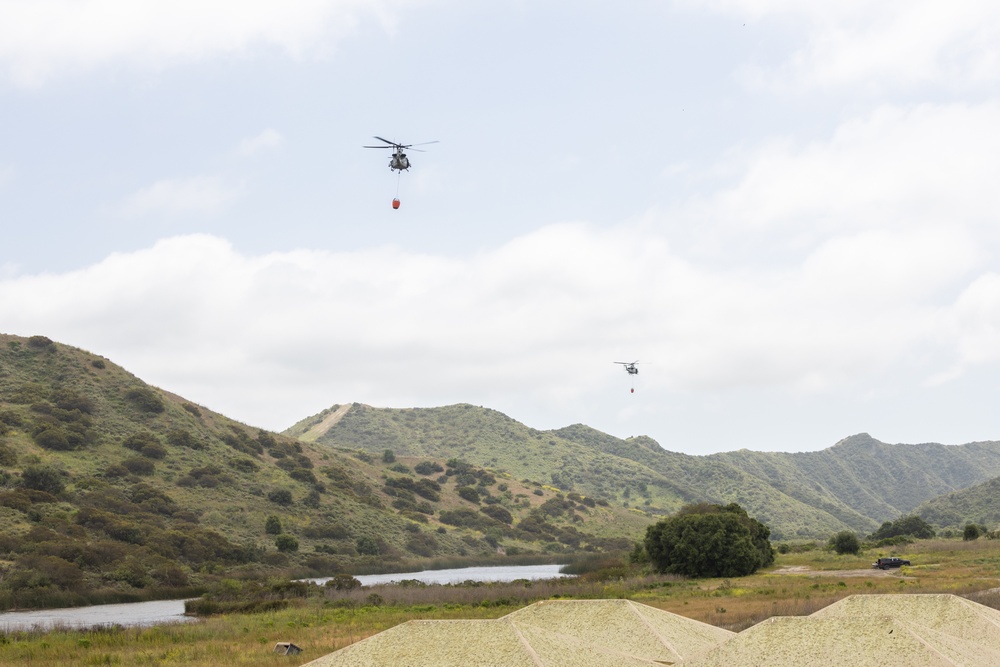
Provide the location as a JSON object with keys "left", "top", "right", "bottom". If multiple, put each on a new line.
{"left": 363, "top": 136, "right": 438, "bottom": 173}
{"left": 615, "top": 361, "right": 640, "bottom": 376}
{"left": 614, "top": 361, "right": 640, "bottom": 393}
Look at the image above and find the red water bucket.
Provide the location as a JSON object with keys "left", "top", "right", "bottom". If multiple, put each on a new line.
{"left": 392, "top": 198, "right": 400, "bottom": 209}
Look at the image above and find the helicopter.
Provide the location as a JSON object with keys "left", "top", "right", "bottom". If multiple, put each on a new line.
{"left": 363, "top": 136, "right": 438, "bottom": 172}
{"left": 614, "top": 361, "right": 640, "bottom": 393}
{"left": 614, "top": 361, "right": 640, "bottom": 376}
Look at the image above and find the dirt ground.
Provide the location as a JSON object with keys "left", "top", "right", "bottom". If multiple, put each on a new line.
{"left": 771, "top": 565, "right": 913, "bottom": 579}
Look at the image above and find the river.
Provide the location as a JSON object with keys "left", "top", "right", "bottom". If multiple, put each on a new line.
{"left": 0, "top": 563, "right": 569, "bottom": 631}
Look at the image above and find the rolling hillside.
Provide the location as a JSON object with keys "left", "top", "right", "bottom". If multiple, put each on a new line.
{"left": 0, "top": 334, "right": 639, "bottom": 610}
{"left": 289, "top": 403, "right": 1000, "bottom": 539}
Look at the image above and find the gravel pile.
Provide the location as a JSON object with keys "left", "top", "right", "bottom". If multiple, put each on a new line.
{"left": 682, "top": 594, "right": 1000, "bottom": 667}
{"left": 303, "top": 599, "right": 734, "bottom": 666}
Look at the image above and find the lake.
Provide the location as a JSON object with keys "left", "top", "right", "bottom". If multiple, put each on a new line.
{"left": 0, "top": 563, "right": 570, "bottom": 631}
{"left": 312, "top": 563, "right": 570, "bottom": 586}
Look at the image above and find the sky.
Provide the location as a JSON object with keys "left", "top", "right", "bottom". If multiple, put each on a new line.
{"left": 2, "top": 1, "right": 1000, "bottom": 456}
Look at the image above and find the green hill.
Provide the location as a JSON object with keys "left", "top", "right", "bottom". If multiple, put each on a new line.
{"left": 914, "top": 476, "right": 1000, "bottom": 529}
{"left": 0, "top": 334, "right": 637, "bottom": 611}
{"left": 290, "top": 404, "right": 1000, "bottom": 540}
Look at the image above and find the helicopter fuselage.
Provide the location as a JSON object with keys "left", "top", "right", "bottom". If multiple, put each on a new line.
{"left": 389, "top": 151, "right": 410, "bottom": 171}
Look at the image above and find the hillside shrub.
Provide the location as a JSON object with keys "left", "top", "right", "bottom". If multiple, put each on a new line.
{"left": 181, "top": 403, "right": 202, "bottom": 417}
{"left": 964, "top": 524, "right": 981, "bottom": 541}
{"left": 405, "top": 532, "right": 437, "bottom": 557}
{"left": 125, "top": 387, "right": 165, "bottom": 414}
{"left": 121, "top": 457, "right": 155, "bottom": 476}
{"left": 275, "top": 534, "right": 299, "bottom": 553}
{"left": 268, "top": 489, "right": 293, "bottom": 506}
{"left": 91, "top": 358, "right": 106, "bottom": 369}
{"left": 166, "top": 428, "right": 204, "bottom": 450}
{"left": 644, "top": 503, "right": 775, "bottom": 578}
{"left": 457, "top": 486, "right": 480, "bottom": 503}
{"left": 382, "top": 449, "right": 396, "bottom": 463}
{"left": 481, "top": 505, "right": 513, "bottom": 524}
{"left": 27, "top": 335, "right": 55, "bottom": 350}
{"left": 415, "top": 461, "right": 444, "bottom": 475}
{"left": 0, "top": 442, "right": 16, "bottom": 466}
{"left": 355, "top": 536, "right": 381, "bottom": 555}
{"left": 265, "top": 516, "right": 282, "bottom": 535}
{"left": 19, "top": 465, "right": 66, "bottom": 495}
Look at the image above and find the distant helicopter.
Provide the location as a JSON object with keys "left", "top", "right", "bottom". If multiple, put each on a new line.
{"left": 614, "top": 361, "right": 640, "bottom": 393}
{"left": 363, "top": 136, "right": 438, "bottom": 173}
{"left": 363, "top": 136, "right": 438, "bottom": 208}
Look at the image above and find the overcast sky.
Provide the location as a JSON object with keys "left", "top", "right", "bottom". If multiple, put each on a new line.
{"left": 3, "top": 1, "right": 1000, "bottom": 455}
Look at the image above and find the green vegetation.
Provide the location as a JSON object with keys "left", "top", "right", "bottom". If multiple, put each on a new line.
{"left": 829, "top": 531, "right": 861, "bottom": 555}
{"left": 643, "top": 503, "right": 775, "bottom": 578}
{"left": 287, "top": 405, "right": 1000, "bottom": 541}
{"left": 869, "top": 515, "right": 936, "bottom": 541}
{"left": 9, "top": 537, "right": 1000, "bottom": 666}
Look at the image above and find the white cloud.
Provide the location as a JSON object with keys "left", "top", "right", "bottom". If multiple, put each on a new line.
{"left": 0, "top": 208, "right": 994, "bottom": 432}
{"left": 0, "top": 0, "right": 422, "bottom": 86}
{"left": 683, "top": 0, "right": 1000, "bottom": 92}
{"left": 238, "top": 128, "right": 284, "bottom": 156}
{"left": 121, "top": 175, "right": 243, "bottom": 216}
{"left": 682, "top": 102, "right": 1000, "bottom": 247}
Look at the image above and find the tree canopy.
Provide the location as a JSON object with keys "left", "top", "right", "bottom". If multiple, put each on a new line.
{"left": 643, "top": 503, "right": 775, "bottom": 578}
{"left": 868, "top": 515, "right": 935, "bottom": 541}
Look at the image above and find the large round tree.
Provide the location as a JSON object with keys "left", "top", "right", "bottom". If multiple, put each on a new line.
{"left": 644, "top": 503, "right": 775, "bottom": 578}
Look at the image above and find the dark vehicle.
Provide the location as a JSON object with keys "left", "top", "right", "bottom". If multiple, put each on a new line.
{"left": 873, "top": 557, "right": 911, "bottom": 569}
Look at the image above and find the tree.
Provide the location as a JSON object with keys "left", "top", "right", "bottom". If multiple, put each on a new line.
{"left": 265, "top": 515, "right": 282, "bottom": 535}
{"left": 830, "top": 531, "right": 861, "bottom": 555}
{"left": 644, "top": 503, "right": 774, "bottom": 578}
{"left": 869, "top": 515, "right": 935, "bottom": 541}
{"left": 964, "top": 523, "right": 981, "bottom": 541}
{"left": 382, "top": 449, "right": 396, "bottom": 463}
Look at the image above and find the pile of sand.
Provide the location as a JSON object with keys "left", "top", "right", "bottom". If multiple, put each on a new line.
{"left": 303, "top": 599, "right": 734, "bottom": 666}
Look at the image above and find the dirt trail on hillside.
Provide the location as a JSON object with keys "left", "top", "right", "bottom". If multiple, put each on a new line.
{"left": 301, "top": 404, "right": 352, "bottom": 441}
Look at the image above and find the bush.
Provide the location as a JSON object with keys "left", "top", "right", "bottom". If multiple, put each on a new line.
{"left": 121, "top": 457, "right": 155, "bottom": 476}
{"left": 267, "top": 489, "right": 293, "bottom": 506}
{"left": 415, "top": 461, "right": 444, "bottom": 476}
{"left": 275, "top": 534, "right": 299, "bottom": 553}
{"left": 356, "top": 536, "right": 381, "bottom": 555}
{"left": 20, "top": 465, "right": 66, "bottom": 495}
{"left": 382, "top": 449, "right": 396, "bottom": 463}
{"left": 830, "top": 531, "right": 861, "bottom": 555}
{"left": 27, "top": 335, "right": 54, "bottom": 350}
{"left": 457, "top": 486, "right": 480, "bottom": 504}
{"left": 481, "top": 504, "right": 513, "bottom": 524}
{"left": 964, "top": 523, "right": 981, "bottom": 541}
{"left": 125, "top": 387, "right": 165, "bottom": 414}
{"left": 644, "top": 503, "right": 774, "bottom": 578}
{"left": 265, "top": 516, "right": 282, "bottom": 535}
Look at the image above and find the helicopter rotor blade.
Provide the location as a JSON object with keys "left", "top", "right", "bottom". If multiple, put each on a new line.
{"left": 411, "top": 140, "right": 439, "bottom": 147}
{"left": 372, "top": 136, "right": 399, "bottom": 146}
{"left": 362, "top": 145, "right": 393, "bottom": 149}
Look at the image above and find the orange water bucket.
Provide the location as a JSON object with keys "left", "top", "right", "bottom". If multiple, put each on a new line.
{"left": 392, "top": 198, "right": 400, "bottom": 209}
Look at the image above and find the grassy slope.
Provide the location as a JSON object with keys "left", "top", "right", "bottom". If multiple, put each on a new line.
{"left": 914, "top": 476, "right": 1000, "bottom": 528}
{"left": 289, "top": 405, "right": 861, "bottom": 539}
{"left": 0, "top": 334, "right": 656, "bottom": 610}
{"left": 290, "top": 404, "right": 1000, "bottom": 540}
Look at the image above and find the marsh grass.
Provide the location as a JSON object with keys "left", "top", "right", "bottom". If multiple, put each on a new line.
{"left": 7, "top": 538, "right": 1000, "bottom": 665}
